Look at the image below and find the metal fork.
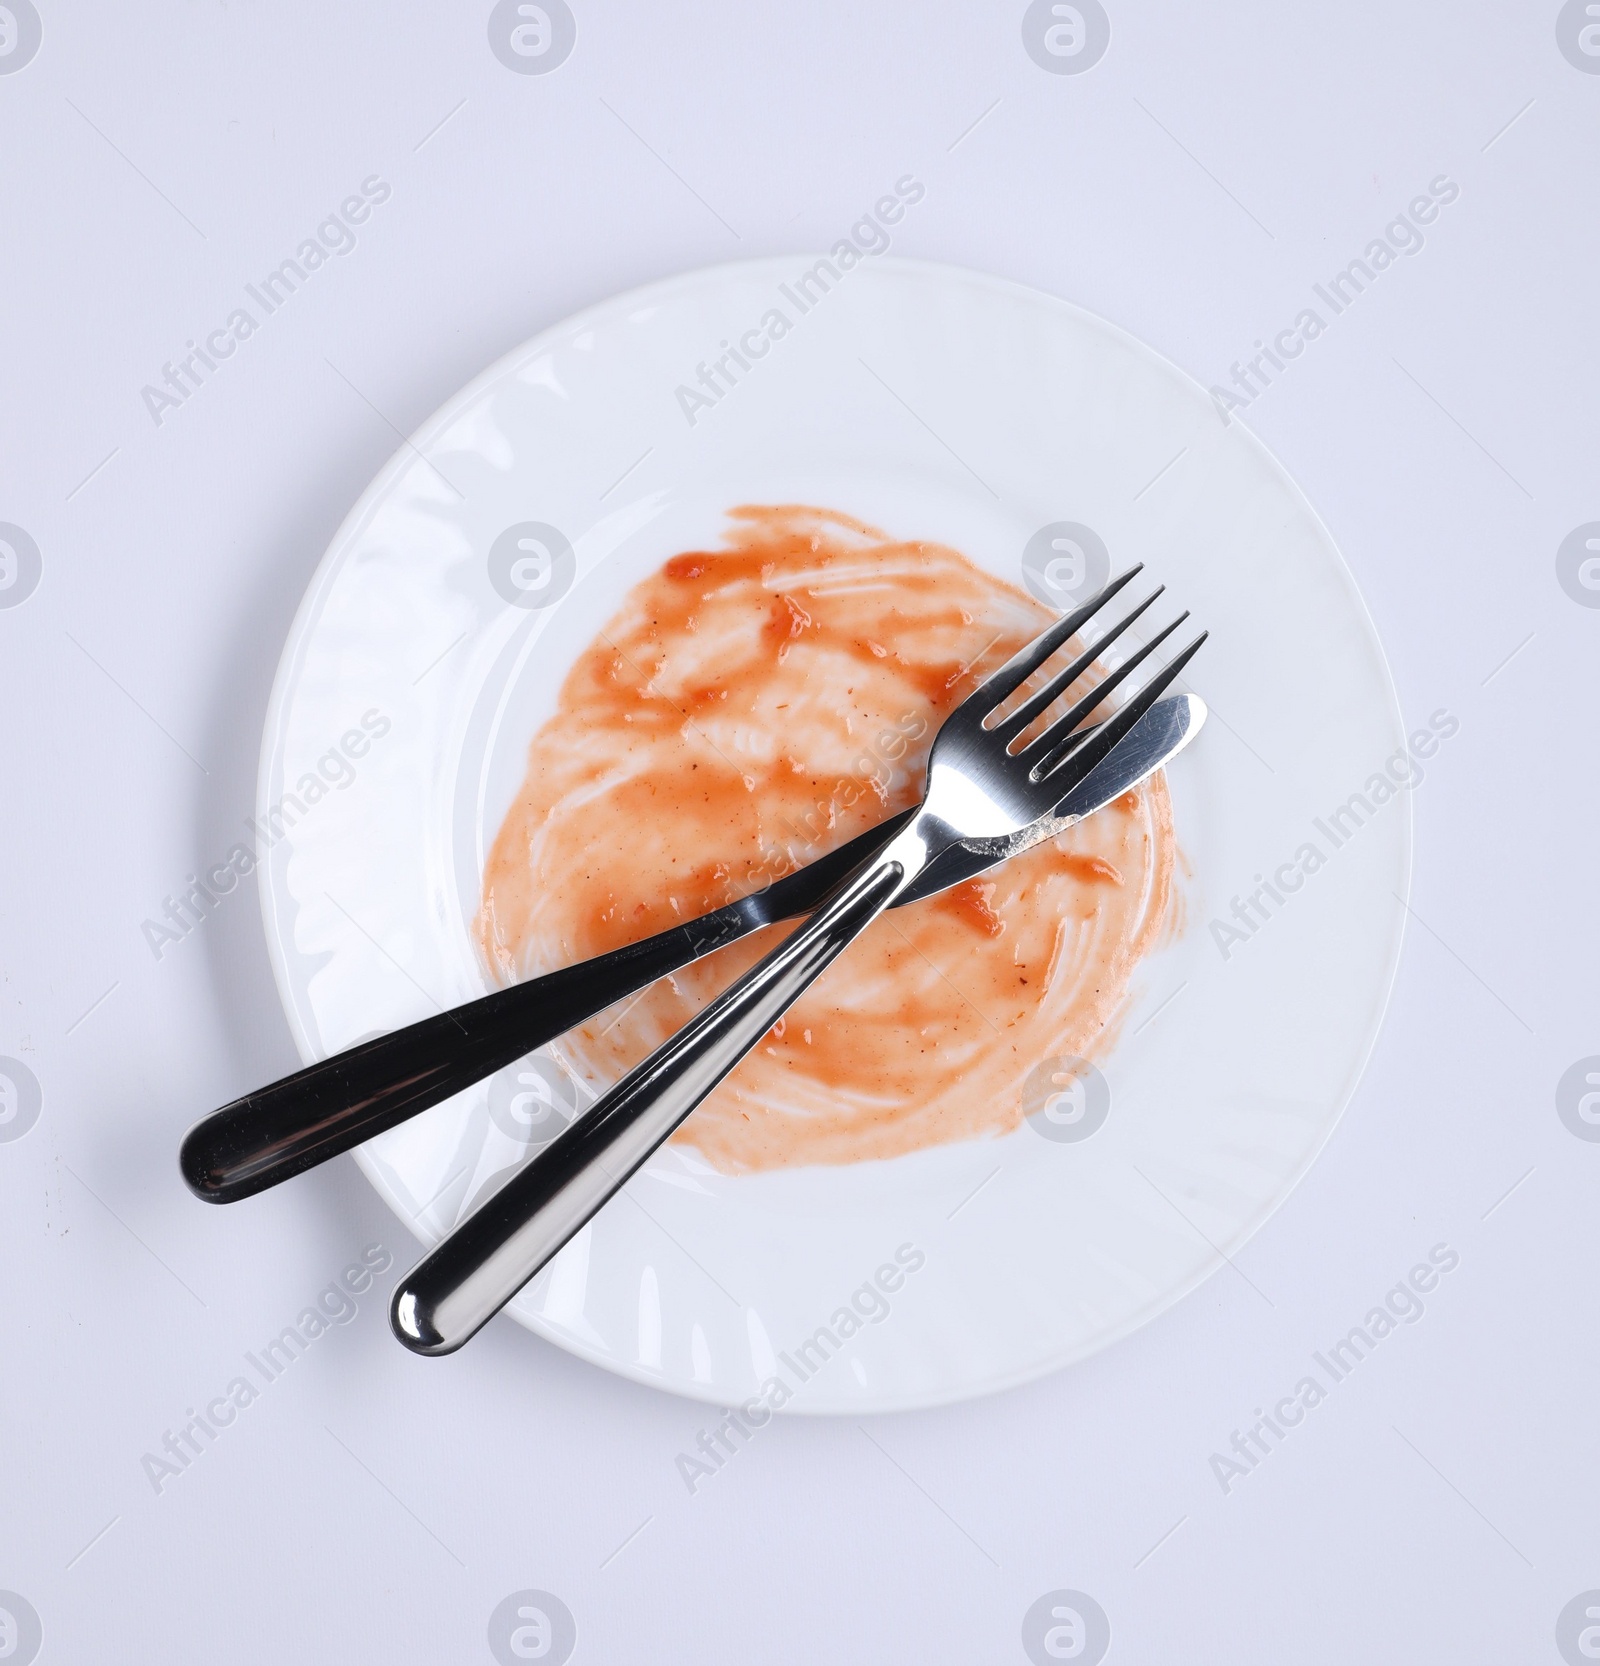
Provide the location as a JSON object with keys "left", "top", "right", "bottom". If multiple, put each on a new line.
{"left": 390, "top": 569, "right": 1206, "bottom": 1354}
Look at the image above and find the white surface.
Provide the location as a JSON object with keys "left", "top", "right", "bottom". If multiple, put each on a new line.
{"left": 262, "top": 255, "right": 1409, "bottom": 1410}
{"left": 1, "top": 3, "right": 1595, "bottom": 1660}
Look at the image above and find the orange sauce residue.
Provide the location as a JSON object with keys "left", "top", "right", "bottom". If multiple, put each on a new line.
{"left": 476, "top": 505, "right": 1179, "bottom": 1173}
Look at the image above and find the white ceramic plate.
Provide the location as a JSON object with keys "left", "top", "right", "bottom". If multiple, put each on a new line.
{"left": 258, "top": 257, "right": 1409, "bottom": 1412}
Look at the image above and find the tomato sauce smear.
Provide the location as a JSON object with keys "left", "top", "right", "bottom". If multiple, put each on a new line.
{"left": 476, "top": 505, "right": 1178, "bottom": 1173}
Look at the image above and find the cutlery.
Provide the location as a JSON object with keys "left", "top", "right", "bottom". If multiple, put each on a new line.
{"left": 391, "top": 569, "right": 1205, "bottom": 1353}
{"left": 181, "top": 691, "right": 1201, "bottom": 1206}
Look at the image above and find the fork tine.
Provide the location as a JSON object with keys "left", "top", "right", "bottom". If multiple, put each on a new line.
{"left": 970, "top": 565, "right": 1143, "bottom": 715}
{"left": 1022, "top": 610, "right": 1190, "bottom": 765}
{"left": 1032, "top": 631, "right": 1208, "bottom": 784}
{"left": 991, "top": 587, "right": 1165, "bottom": 746}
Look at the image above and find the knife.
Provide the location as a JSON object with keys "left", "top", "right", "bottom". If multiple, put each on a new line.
{"left": 181, "top": 692, "right": 1203, "bottom": 1204}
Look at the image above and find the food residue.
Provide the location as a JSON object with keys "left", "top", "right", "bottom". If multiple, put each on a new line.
{"left": 476, "top": 505, "right": 1178, "bottom": 1173}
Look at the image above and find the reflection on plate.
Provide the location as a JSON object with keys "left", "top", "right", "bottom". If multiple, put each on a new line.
{"left": 259, "top": 257, "right": 1409, "bottom": 1411}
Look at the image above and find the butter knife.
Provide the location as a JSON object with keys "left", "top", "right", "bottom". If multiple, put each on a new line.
{"left": 181, "top": 692, "right": 1203, "bottom": 1204}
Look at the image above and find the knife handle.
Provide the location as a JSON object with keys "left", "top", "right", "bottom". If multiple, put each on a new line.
{"left": 177, "top": 908, "right": 755, "bottom": 1205}
{"left": 178, "top": 811, "right": 918, "bottom": 1206}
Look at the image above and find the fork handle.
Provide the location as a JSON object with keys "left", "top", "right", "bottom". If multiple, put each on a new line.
{"left": 390, "top": 830, "right": 923, "bottom": 1355}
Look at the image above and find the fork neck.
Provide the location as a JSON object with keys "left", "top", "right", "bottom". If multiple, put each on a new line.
{"left": 868, "top": 816, "right": 947, "bottom": 906}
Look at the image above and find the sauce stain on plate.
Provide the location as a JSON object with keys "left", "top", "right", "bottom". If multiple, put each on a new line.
{"left": 477, "top": 505, "right": 1179, "bottom": 1172}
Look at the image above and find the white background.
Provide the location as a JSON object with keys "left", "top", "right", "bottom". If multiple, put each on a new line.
{"left": 2, "top": 3, "right": 1597, "bottom": 1661}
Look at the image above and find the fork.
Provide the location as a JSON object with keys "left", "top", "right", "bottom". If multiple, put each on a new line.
{"left": 390, "top": 569, "right": 1206, "bottom": 1354}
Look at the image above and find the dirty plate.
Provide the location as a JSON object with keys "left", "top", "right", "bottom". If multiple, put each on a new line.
{"left": 257, "top": 257, "right": 1409, "bottom": 1411}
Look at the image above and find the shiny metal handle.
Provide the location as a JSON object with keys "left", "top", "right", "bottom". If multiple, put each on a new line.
{"left": 390, "top": 829, "right": 923, "bottom": 1355}
{"left": 179, "top": 809, "right": 923, "bottom": 1205}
